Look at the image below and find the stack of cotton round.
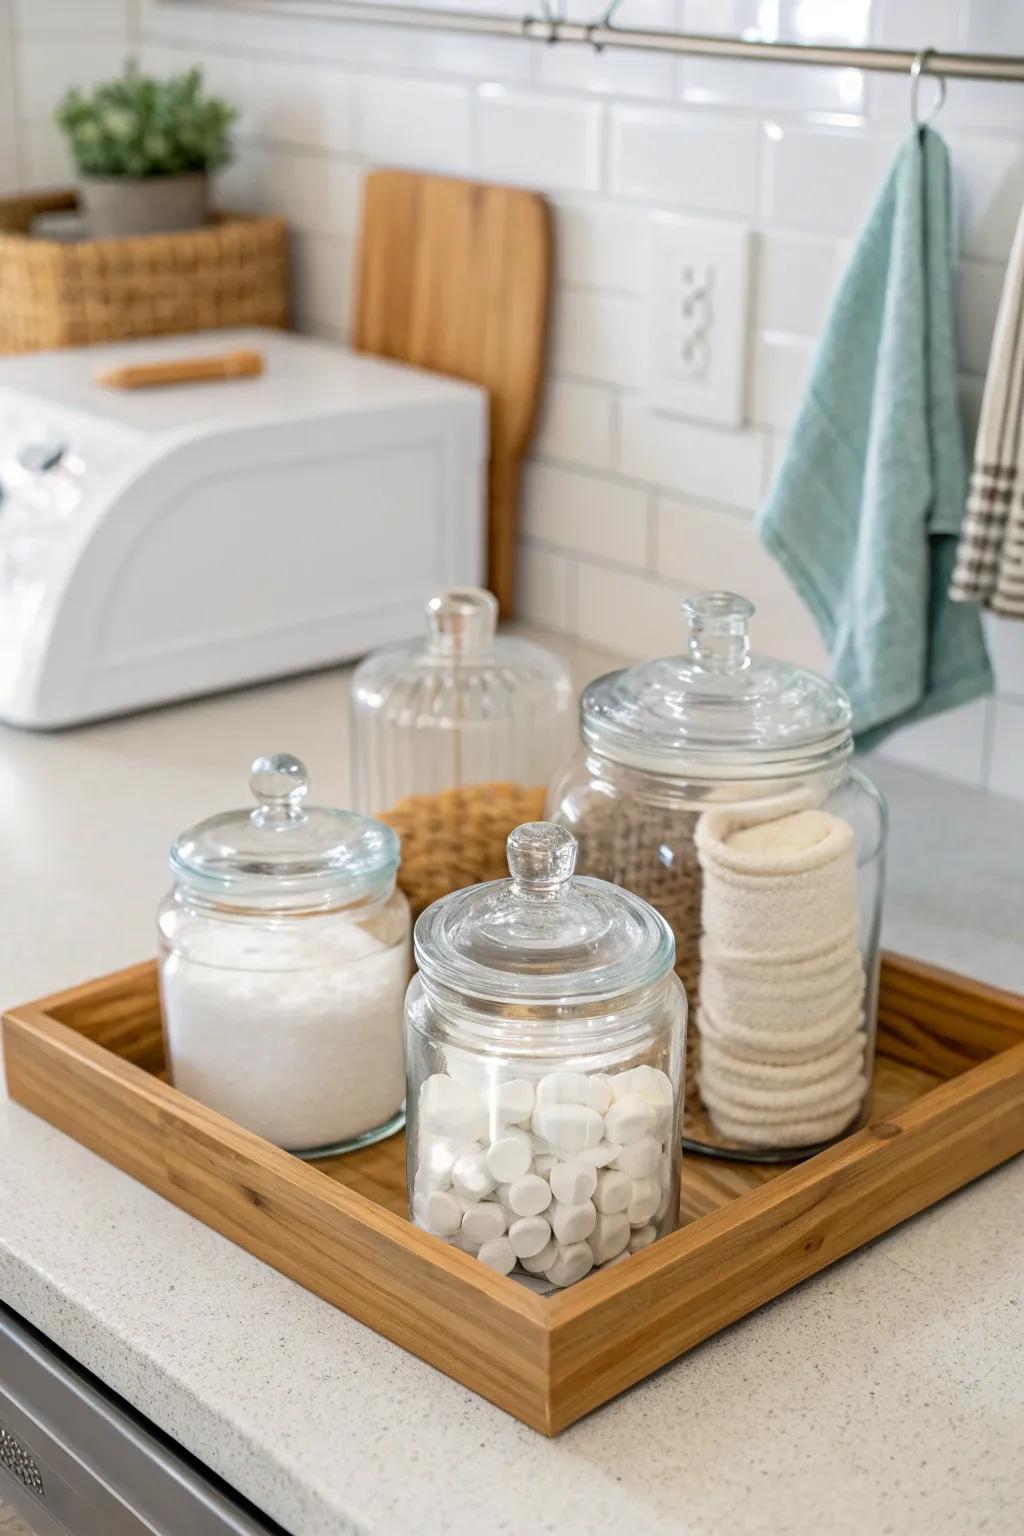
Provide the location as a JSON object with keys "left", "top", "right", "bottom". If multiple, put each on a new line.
{"left": 695, "top": 806, "right": 867, "bottom": 1150}
{"left": 411, "top": 1064, "right": 677, "bottom": 1286}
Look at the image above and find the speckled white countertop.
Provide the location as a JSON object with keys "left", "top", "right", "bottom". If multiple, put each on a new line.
{"left": 1, "top": 637, "right": 1022, "bottom": 1536}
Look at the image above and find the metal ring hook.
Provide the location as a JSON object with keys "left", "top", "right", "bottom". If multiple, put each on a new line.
{"left": 910, "top": 48, "right": 947, "bottom": 127}
{"left": 523, "top": 0, "right": 558, "bottom": 44}
{"left": 589, "top": 0, "right": 624, "bottom": 53}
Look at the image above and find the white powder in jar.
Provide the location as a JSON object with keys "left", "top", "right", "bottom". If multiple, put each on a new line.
{"left": 159, "top": 892, "right": 410, "bottom": 1152}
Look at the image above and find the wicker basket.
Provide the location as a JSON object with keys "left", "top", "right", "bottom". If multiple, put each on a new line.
{"left": 380, "top": 782, "right": 547, "bottom": 920}
{"left": 0, "top": 189, "right": 289, "bottom": 355}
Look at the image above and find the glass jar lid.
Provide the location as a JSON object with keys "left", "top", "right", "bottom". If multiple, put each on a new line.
{"left": 170, "top": 753, "right": 399, "bottom": 910}
{"left": 414, "top": 821, "right": 675, "bottom": 1005}
{"left": 580, "top": 592, "right": 852, "bottom": 778}
{"left": 424, "top": 587, "right": 499, "bottom": 658}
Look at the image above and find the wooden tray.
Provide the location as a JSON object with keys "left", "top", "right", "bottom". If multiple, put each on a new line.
{"left": 4, "top": 953, "right": 1024, "bottom": 1435}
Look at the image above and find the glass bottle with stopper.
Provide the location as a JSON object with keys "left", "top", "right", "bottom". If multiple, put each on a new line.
{"left": 546, "top": 591, "right": 887, "bottom": 1164}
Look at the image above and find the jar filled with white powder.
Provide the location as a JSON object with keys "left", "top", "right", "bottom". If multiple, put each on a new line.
{"left": 406, "top": 821, "right": 686, "bottom": 1289}
{"left": 158, "top": 753, "right": 410, "bottom": 1157}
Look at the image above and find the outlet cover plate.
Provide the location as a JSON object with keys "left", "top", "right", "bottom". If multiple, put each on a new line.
{"left": 647, "top": 212, "right": 752, "bottom": 427}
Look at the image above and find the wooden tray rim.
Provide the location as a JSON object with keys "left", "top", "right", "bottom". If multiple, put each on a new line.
{"left": 5, "top": 951, "right": 1024, "bottom": 1435}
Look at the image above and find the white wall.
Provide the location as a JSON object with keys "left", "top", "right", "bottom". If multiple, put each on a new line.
{"left": 0, "top": 0, "right": 1022, "bottom": 797}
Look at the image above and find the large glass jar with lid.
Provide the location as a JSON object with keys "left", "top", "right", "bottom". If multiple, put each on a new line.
{"left": 406, "top": 821, "right": 686, "bottom": 1289}
{"left": 546, "top": 592, "right": 887, "bottom": 1163}
{"left": 350, "top": 587, "right": 573, "bottom": 812}
{"left": 157, "top": 753, "right": 410, "bottom": 1158}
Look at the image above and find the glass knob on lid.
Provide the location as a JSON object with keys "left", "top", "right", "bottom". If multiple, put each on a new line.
{"left": 580, "top": 589, "right": 853, "bottom": 778}
{"left": 414, "top": 820, "right": 675, "bottom": 1004}
{"left": 169, "top": 753, "right": 399, "bottom": 910}
{"left": 249, "top": 752, "right": 309, "bottom": 824}
{"left": 425, "top": 587, "right": 498, "bottom": 658}
{"left": 506, "top": 821, "right": 577, "bottom": 895}
{"left": 682, "top": 591, "right": 754, "bottom": 673}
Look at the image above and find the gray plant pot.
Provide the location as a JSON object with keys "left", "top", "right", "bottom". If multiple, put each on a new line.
{"left": 79, "top": 171, "right": 208, "bottom": 239}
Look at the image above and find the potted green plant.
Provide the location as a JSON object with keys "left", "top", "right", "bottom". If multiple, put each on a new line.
{"left": 55, "top": 62, "right": 237, "bottom": 240}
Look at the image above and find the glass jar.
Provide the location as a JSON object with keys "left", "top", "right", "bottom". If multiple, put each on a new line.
{"left": 350, "top": 587, "right": 573, "bottom": 812}
{"left": 406, "top": 821, "right": 686, "bottom": 1289}
{"left": 157, "top": 753, "right": 410, "bottom": 1158}
{"left": 547, "top": 592, "right": 887, "bottom": 1164}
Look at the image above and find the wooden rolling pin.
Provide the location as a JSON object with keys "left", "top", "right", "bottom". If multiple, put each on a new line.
{"left": 95, "top": 348, "right": 264, "bottom": 390}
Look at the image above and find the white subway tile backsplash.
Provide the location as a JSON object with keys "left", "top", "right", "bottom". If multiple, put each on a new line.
{"left": 988, "top": 700, "right": 1024, "bottom": 801}
{"left": 960, "top": 373, "right": 985, "bottom": 455}
{"left": 324, "top": 161, "right": 366, "bottom": 239}
{"left": 534, "top": 379, "right": 615, "bottom": 471}
{"left": 205, "top": 56, "right": 354, "bottom": 154}
{"left": 575, "top": 562, "right": 688, "bottom": 659}
{"left": 476, "top": 89, "right": 603, "bottom": 193}
{"left": 679, "top": 58, "right": 866, "bottom": 115}
{"left": 17, "top": 35, "right": 129, "bottom": 121}
{"left": 138, "top": 0, "right": 235, "bottom": 45}
{"left": 538, "top": 35, "right": 674, "bottom": 102}
{"left": 956, "top": 259, "right": 1005, "bottom": 377}
{"left": 14, "top": 0, "right": 128, "bottom": 34}
{"left": 0, "top": 4, "right": 19, "bottom": 195}
{"left": 684, "top": 0, "right": 869, "bottom": 45}
{"left": 750, "top": 332, "right": 814, "bottom": 432}
{"left": 356, "top": 77, "right": 470, "bottom": 176}
{"left": 948, "top": 134, "right": 1024, "bottom": 263}
{"left": 406, "top": 30, "right": 533, "bottom": 84}
{"left": 216, "top": 145, "right": 336, "bottom": 235}
{"left": 871, "top": 0, "right": 960, "bottom": 49}
{"left": 550, "top": 289, "right": 647, "bottom": 388}
{"left": 290, "top": 231, "right": 352, "bottom": 338}
{"left": 611, "top": 106, "right": 761, "bottom": 216}
{"left": 875, "top": 699, "right": 992, "bottom": 787}
{"left": 984, "top": 614, "right": 1024, "bottom": 701}
{"left": 963, "top": 0, "right": 1024, "bottom": 52}
{"left": 518, "top": 544, "right": 574, "bottom": 634}
{"left": 653, "top": 496, "right": 826, "bottom": 666}
{"left": 618, "top": 395, "right": 767, "bottom": 510}
{"left": 763, "top": 122, "right": 900, "bottom": 236}
{"left": 20, "top": 117, "right": 70, "bottom": 188}
{"left": 755, "top": 231, "right": 843, "bottom": 335}
{"left": 523, "top": 462, "right": 648, "bottom": 568}
{"left": 552, "top": 202, "right": 650, "bottom": 295}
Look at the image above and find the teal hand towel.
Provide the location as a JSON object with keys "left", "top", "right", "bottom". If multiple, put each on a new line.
{"left": 759, "top": 126, "right": 992, "bottom": 751}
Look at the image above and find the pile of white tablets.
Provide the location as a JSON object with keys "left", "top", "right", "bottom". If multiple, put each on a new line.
{"left": 411, "top": 1066, "right": 677, "bottom": 1287}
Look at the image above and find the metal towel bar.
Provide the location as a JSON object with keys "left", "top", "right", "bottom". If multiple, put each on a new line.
{"left": 169, "top": 0, "right": 1024, "bottom": 82}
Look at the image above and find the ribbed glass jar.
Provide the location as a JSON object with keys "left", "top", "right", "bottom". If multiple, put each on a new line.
{"left": 405, "top": 821, "right": 687, "bottom": 1289}
{"left": 547, "top": 593, "right": 887, "bottom": 1164}
{"left": 350, "top": 588, "right": 573, "bottom": 812}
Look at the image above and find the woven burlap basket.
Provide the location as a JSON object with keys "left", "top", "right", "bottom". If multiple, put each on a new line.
{"left": 380, "top": 782, "right": 546, "bottom": 920}
{"left": 0, "top": 189, "right": 288, "bottom": 355}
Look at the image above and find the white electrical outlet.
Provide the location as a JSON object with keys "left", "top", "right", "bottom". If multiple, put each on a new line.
{"left": 647, "top": 213, "right": 752, "bottom": 426}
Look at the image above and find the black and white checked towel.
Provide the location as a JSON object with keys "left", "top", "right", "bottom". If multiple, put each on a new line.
{"left": 950, "top": 205, "right": 1024, "bottom": 616}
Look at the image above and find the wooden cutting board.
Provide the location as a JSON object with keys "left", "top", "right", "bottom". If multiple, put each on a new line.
{"left": 354, "top": 170, "right": 552, "bottom": 617}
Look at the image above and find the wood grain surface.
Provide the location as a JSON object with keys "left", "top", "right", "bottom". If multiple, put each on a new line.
{"left": 4, "top": 952, "right": 1024, "bottom": 1435}
{"left": 354, "top": 170, "right": 551, "bottom": 616}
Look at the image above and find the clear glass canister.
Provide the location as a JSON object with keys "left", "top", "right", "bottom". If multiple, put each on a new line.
{"left": 350, "top": 587, "right": 573, "bottom": 812}
{"left": 157, "top": 753, "right": 411, "bottom": 1158}
{"left": 547, "top": 592, "right": 887, "bottom": 1163}
{"left": 406, "top": 821, "right": 687, "bottom": 1289}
